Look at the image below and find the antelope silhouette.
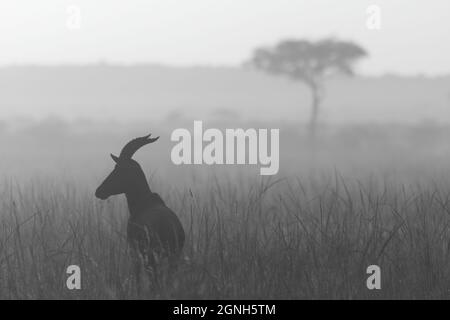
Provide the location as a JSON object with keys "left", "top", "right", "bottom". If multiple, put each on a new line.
{"left": 95, "top": 134, "right": 185, "bottom": 288}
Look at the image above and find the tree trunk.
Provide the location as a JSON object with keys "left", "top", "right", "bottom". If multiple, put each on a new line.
{"left": 309, "top": 85, "right": 321, "bottom": 140}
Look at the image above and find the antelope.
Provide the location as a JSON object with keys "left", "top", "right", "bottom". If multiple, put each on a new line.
{"left": 95, "top": 134, "right": 185, "bottom": 287}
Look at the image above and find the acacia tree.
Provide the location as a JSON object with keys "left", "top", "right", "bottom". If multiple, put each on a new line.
{"left": 249, "top": 38, "right": 368, "bottom": 138}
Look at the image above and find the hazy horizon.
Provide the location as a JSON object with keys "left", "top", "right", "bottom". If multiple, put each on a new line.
{"left": 1, "top": 1, "right": 449, "bottom": 76}
{"left": 1, "top": 65, "right": 449, "bottom": 124}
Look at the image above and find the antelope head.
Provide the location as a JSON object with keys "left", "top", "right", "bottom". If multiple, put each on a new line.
{"left": 95, "top": 134, "right": 159, "bottom": 200}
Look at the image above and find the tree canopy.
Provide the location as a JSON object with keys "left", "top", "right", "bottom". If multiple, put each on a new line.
{"left": 250, "top": 38, "right": 368, "bottom": 88}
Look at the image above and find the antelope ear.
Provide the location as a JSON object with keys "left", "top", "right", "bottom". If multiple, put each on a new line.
{"left": 110, "top": 154, "right": 120, "bottom": 163}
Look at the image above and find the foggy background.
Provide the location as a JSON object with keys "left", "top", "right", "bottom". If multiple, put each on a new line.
{"left": 2, "top": 1, "right": 450, "bottom": 300}
{"left": 1, "top": 0, "right": 450, "bottom": 186}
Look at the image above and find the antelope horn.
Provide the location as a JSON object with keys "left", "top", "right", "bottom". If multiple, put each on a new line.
{"left": 119, "top": 134, "right": 159, "bottom": 159}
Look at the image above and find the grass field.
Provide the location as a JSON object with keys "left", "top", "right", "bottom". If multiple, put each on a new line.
{"left": 1, "top": 173, "right": 449, "bottom": 299}
{"left": 1, "top": 120, "right": 450, "bottom": 299}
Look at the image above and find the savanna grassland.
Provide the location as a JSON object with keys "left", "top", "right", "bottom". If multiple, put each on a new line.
{"left": 0, "top": 119, "right": 450, "bottom": 299}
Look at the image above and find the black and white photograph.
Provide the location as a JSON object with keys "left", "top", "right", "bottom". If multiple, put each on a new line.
{"left": 0, "top": 0, "right": 449, "bottom": 308}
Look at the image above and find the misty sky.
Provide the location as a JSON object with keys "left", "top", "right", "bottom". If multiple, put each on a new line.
{"left": 0, "top": 0, "right": 449, "bottom": 75}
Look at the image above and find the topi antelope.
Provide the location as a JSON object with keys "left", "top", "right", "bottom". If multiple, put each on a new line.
{"left": 95, "top": 134, "right": 185, "bottom": 286}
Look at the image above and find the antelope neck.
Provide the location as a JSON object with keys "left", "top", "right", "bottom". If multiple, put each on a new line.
{"left": 124, "top": 171, "right": 152, "bottom": 218}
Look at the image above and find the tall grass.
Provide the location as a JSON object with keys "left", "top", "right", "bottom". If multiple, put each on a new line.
{"left": 0, "top": 174, "right": 449, "bottom": 299}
